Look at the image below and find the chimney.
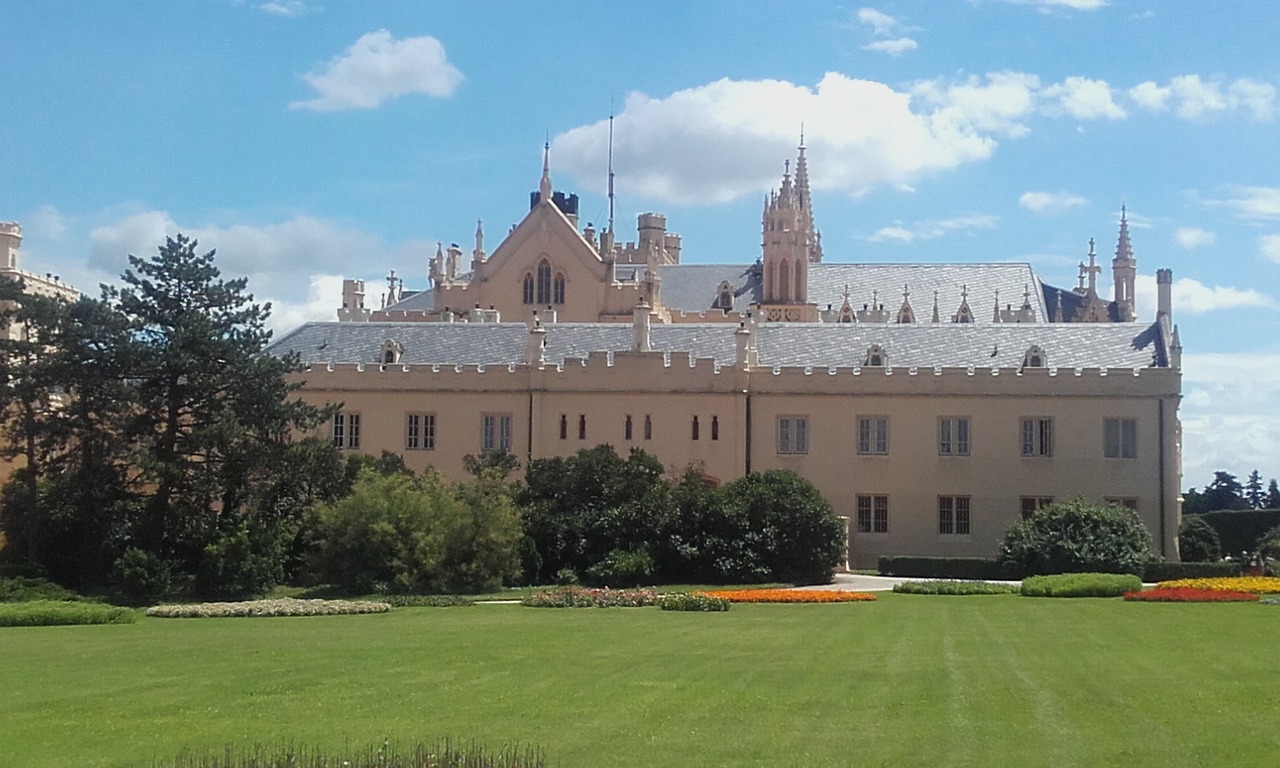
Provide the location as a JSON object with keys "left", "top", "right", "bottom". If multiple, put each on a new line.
{"left": 735, "top": 323, "right": 753, "bottom": 369}
{"left": 1156, "top": 269, "right": 1173, "bottom": 322}
{"left": 632, "top": 300, "right": 652, "bottom": 353}
{"left": 526, "top": 318, "right": 547, "bottom": 366}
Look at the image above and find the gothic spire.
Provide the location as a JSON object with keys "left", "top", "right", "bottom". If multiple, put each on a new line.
{"left": 538, "top": 139, "right": 552, "bottom": 200}
{"left": 1114, "top": 205, "right": 1134, "bottom": 263}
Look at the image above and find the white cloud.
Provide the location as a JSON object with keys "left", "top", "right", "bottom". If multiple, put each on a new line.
{"left": 863, "top": 38, "right": 918, "bottom": 56}
{"left": 27, "top": 204, "right": 68, "bottom": 240}
{"left": 1128, "top": 75, "right": 1276, "bottom": 121}
{"left": 868, "top": 214, "right": 998, "bottom": 242}
{"left": 1260, "top": 234, "right": 1280, "bottom": 264}
{"left": 1041, "top": 76, "right": 1126, "bottom": 120}
{"left": 260, "top": 1, "right": 306, "bottom": 16}
{"left": 262, "top": 274, "right": 346, "bottom": 336}
{"left": 290, "top": 30, "right": 463, "bottom": 111}
{"left": 912, "top": 71, "right": 1041, "bottom": 138}
{"left": 1134, "top": 273, "right": 1277, "bottom": 317}
{"left": 1215, "top": 186, "right": 1280, "bottom": 221}
{"left": 1180, "top": 352, "right": 1280, "bottom": 484}
{"left": 1173, "top": 227, "right": 1214, "bottom": 250}
{"left": 553, "top": 73, "right": 1001, "bottom": 205}
{"left": 856, "top": 8, "right": 900, "bottom": 35}
{"left": 1019, "top": 191, "right": 1087, "bottom": 212}
{"left": 997, "top": 0, "right": 1108, "bottom": 10}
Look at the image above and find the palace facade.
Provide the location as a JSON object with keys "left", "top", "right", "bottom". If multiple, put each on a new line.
{"left": 268, "top": 145, "right": 1183, "bottom": 567}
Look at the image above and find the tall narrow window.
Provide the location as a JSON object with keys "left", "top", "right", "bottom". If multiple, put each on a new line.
{"left": 559, "top": 414, "right": 567, "bottom": 440}
{"left": 536, "top": 261, "right": 552, "bottom": 304}
{"left": 578, "top": 414, "right": 587, "bottom": 441}
{"left": 939, "top": 417, "right": 971, "bottom": 456}
{"left": 778, "top": 258, "right": 791, "bottom": 300}
{"left": 692, "top": 416, "right": 700, "bottom": 441}
{"left": 1021, "top": 418, "right": 1053, "bottom": 457}
{"left": 482, "top": 414, "right": 512, "bottom": 452}
{"left": 553, "top": 273, "right": 566, "bottom": 305}
{"left": 857, "top": 416, "right": 889, "bottom": 455}
{"left": 777, "top": 416, "right": 808, "bottom": 455}
{"left": 332, "top": 412, "right": 360, "bottom": 449}
{"left": 938, "top": 496, "right": 971, "bottom": 535}
{"left": 644, "top": 414, "right": 653, "bottom": 440}
{"left": 625, "top": 414, "right": 633, "bottom": 441}
{"left": 856, "top": 495, "right": 889, "bottom": 534}
{"left": 711, "top": 415, "right": 719, "bottom": 441}
{"left": 522, "top": 274, "right": 535, "bottom": 304}
{"left": 1104, "top": 418, "right": 1137, "bottom": 459}
{"left": 405, "top": 413, "right": 436, "bottom": 451}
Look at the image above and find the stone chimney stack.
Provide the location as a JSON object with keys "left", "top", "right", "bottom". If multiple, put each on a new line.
{"left": 1156, "top": 268, "right": 1173, "bottom": 323}
{"left": 632, "top": 300, "right": 652, "bottom": 353}
{"left": 526, "top": 316, "right": 547, "bottom": 367}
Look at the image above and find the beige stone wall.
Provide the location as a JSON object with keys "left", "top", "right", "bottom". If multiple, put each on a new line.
{"left": 292, "top": 356, "right": 1181, "bottom": 568}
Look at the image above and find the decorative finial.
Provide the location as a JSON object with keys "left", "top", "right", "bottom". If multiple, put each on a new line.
{"left": 902, "top": 283, "right": 910, "bottom": 301}
{"left": 539, "top": 137, "right": 552, "bottom": 199}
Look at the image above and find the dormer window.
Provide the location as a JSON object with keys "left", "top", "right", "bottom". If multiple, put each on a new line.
{"left": 715, "top": 280, "right": 735, "bottom": 312}
{"left": 380, "top": 339, "right": 404, "bottom": 365}
{"left": 864, "top": 344, "right": 886, "bottom": 367}
{"left": 1022, "top": 345, "right": 1046, "bottom": 369}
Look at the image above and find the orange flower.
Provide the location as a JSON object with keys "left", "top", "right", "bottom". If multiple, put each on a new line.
{"left": 701, "top": 589, "right": 876, "bottom": 603}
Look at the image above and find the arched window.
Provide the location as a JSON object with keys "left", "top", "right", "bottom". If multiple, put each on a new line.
{"left": 715, "top": 280, "right": 735, "bottom": 312}
{"left": 553, "top": 273, "right": 566, "bottom": 304}
{"left": 536, "top": 260, "right": 552, "bottom": 305}
{"left": 522, "top": 273, "right": 534, "bottom": 304}
{"left": 778, "top": 258, "right": 791, "bottom": 300}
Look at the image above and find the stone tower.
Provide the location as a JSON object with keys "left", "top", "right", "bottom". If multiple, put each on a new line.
{"left": 761, "top": 153, "right": 811, "bottom": 307}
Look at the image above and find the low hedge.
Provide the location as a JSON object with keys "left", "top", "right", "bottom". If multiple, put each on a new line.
{"left": 0, "top": 600, "right": 137, "bottom": 627}
{"left": 1192, "top": 510, "right": 1280, "bottom": 556}
{"left": 878, "top": 556, "right": 1021, "bottom": 580}
{"left": 1021, "top": 573, "right": 1142, "bottom": 598}
{"left": 146, "top": 598, "right": 390, "bottom": 618}
{"left": 657, "top": 592, "right": 731, "bottom": 612}
{"left": 1141, "top": 561, "right": 1241, "bottom": 582}
{"left": 385, "top": 594, "right": 475, "bottom": 607}
{"left": 893, "top": 580, "right": 1020, "bottom": 595}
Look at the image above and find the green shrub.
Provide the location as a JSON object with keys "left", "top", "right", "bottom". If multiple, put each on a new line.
{"left": 1256, "top": 524, "right": 1280, "bottom": 559}
{"left": 385, "top": 594, "right": 475, "bottom": 607}
{"left": 892, "top": 580, "right": 1020, "bottom": 595}
{"left": 998, "top": 498, "right": 1156, "bottom": 576}
{"left": 1141, "top": 560, "right": 1241, "bottom": 582}
{"left": 1020, "top": 572, "right": 1142, "bottom": 598}
{"left": 553, "top": 567, "right": 578, "bottom": 586}
{"left": 1194, "top": 509, "right": 1280, "bottom": 556}
{"left": 0, "top": 576, "right": 82, "bottom": 603}
{"left": 1179, "top": 516, "right": 1222, "bottom": 562}
{"left": 658, "top": 592, "right": 731, "bottom": 611}
{"left": 716, "top": 470, "right": 846, "bottom": 585}
{"left": 194, "top": 524, "right": 289, "bottom": 599}
{"left": 585, "top": 549, "right": 654, "bottom": 587}
{"left": 0, "top": 600, "right": 136, "bottom": 627}
{"left": 111, "top": 547, "right": 172, "bottom": 598}
{"left": 878, "top": 556, "right": 1021, "bottom": 580}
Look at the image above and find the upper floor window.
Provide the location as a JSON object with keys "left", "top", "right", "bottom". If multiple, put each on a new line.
{"left": 1104, "top": 418, "right": 1137, "bottom": 459}
{"left": 777, "top": 415, "right": 808, "bottom": 455}
{"left": 553, "top": 273, "right": 566, "bottom": 305}
{"left": 405, "top": 413, "right": 435, "bottom": 451}
{"left": 380, "top": 339, "right": 403, "bottom": 365}
{"left": 692, "top": 415, "right": 700, "bottom": 441}
{"left": 938, "top": 417, "right": 970, "bottom": 456}
{"left": 644, "top": 414, "right": 653, "bottom": 441}
{"left": 333, "top": 412, "right": 360, "bottom": 450}
{"left": 864, "top": 344, "right": 886, "bottom": 367}
{"left": 578, "top": 414, "right": 587, "bottom": 441}
{"left": 482, "top": 413, "right": 512, "bottom": 453}
{"left": 857, "top": 416, "right": 889, "bottom": 455}
{"left": 711, "top": 415, "right": 719, "bottom": 441}
{"left": 522, "top": 274, "right": 535, "bottom": 304}
{"left": 625, "top": 414, "right": 633, "bottom": 441}
{"left": 1021, "top": 417, "right": 1053, "bottom": 457}
{"left": 1023, "top": 345, "right": 1046, "bottom": 369}
{"left": 536, "top": 260, "right": 552, "bottom": 304}
{"left": 559, "top": 414, "right": 567, "bottom": 440}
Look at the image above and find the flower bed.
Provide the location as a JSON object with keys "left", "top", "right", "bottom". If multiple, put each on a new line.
{"left": 893, "top": 580, "right": 1019, "bottom": 595}
{"left": 520, "top": 586, "right": 659, "bottom": 608}
{"left": 145, "top": 598, "right": 391, "bottom": 619}
{"left": 701, "top": 589, "right": 876, "bottom": 603}
{"left": 657, "top": 592, "right": 731, "bottom": 612}
{"left": 1124, "top": 587, "right": 1259, "bottom": 603}
{"left": 1154, "top": 576, "right": 1280, "bottom": 594}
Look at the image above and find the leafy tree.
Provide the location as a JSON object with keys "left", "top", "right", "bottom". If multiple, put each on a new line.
{"left": 1245, "top": 470, "right": 1265, "bottom": 509}
{"left": 1181, "top": 487, "right": 1208, "bottom": 516}
{"left": 998, "top": 498, "right": 1156, "bottom": 575}
{"left": 463, "top": 449, "right": 520, "bottom": 478}
{"left": 716, "top": 470, "right": 846, "bottom": 585}
{"left": 1203, "top": 471, "right": 1247, "bottom": 512}
{"left": 1268, "top": 479, "right": 1280, "bottom": 510}
{"left": 1178, "top": 516, "right": 1221, "bottom": 562}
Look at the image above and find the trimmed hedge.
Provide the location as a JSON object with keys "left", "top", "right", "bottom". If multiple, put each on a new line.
{"left": 0, "top": 600, "right": 137, "bottom": 627}
{"left": 1192, "top": 510, "right": 1280, "bottom": 556}
{"left": 893, "top": 580, "right": 1020, "bottom": 595}
{"left": 878, "top": 556, "right": 1021, "bottom": 580}
{"left": 1141, "top": 561, "right": 1241, "bottom": 582}
{"left": 657, "top": 592, "right": 731, "bottom": 612}
{"left": 1021, "top": 572, "right": 1142, "bottom": 598}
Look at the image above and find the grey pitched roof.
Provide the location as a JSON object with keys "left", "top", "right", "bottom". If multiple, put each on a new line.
{"left": 268, "top": 318, "right": 1166, "bottom": 370}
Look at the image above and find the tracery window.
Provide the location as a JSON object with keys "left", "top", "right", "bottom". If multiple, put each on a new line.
{"left": 553, "top": 273, "right": 566, "bottom": 305}
{"left": 536, "top": 260, "right": 552, "bottom": 305}
{"left": 522, "top": 273, "right": 534, "bottom": 304}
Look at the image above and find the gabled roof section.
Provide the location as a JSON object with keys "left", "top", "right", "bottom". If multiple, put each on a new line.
{"left": 479, "top": 197, "right": 603, "bottom": 278}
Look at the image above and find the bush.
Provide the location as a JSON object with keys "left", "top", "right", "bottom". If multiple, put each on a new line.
{"left": 878, "top": 556, "right": 1021, "bottom": 580}
{"left": 892, "top": 580, "right": 1020, "bottom": 595}
{"left": 312, "top": 469, "right": 521, "bottom": 595}
{"left": 385, "top": 594, "right": 474, "bottom": 607}
{"left": 1178, "top": 516, "right": 1222, "bottom": 562}
{"left": 998, "top": 498, "right": 1156, "bottom": 576}
{"left": 0, "top": 576, "right": 82, "bottom": 603}
{"left": 1020, "top": 572, "right": 1142, "bottom": 597}
{"left": 194, "top": 524, "right": 289, "bottom": 599}
{"left": 1141, "top": 560, "right": 1241, "bottom": 582}
{"left": 520, "top": 586, "right": 658, "bottom": 608}
{"left": 585, "top": 549, "right": 654, "bottom": 587}
{"left": 715, "top": 470, "right": 845, "bottom": 585}
{"left": 1194, "top": 509, "right": 1280, "bottom": 557}
{"left": 1256, "top": 524, "right": 1280, "bottom": 559}
{"left": 0, "top": 600, "right": 136, "bottom": 627}
{"left": 658, "top": 592, "right": 730, "bottom": 612}
{"left": 111, "top": 547, "right": 172, "bottom": 598}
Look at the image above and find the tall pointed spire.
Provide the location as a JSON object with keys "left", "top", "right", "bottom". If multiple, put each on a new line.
{"left": 793, "top": 129, "right": 822, "bottom": 263}
{"left": 1112, "top": 204, "right": 1136, "bottom": 321}
{"left": 538, "top": 139, "right": 553, "bottom": 201}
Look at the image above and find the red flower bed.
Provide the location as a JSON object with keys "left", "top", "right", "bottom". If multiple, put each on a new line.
{"left": 1123, "top": 587, "right": 1259, "bottom": 603}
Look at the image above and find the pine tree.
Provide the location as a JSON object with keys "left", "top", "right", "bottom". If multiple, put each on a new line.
{"left": 1267, "top": 479, "right": 1280, "bottom": 510}
{"left": 1245, "top": 470, "right": 1265, "bottom": 509}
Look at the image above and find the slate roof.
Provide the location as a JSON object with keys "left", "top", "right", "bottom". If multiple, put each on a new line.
{"left": 268, "top": 319, "right": 1168, "bottom": 370}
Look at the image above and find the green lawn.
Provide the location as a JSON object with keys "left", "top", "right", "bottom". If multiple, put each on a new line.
{"left": 2, "top": 594, "right": 1276, "bottom": 767}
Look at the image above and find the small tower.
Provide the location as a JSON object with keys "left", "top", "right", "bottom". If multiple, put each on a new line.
{"left": 1112, "top": 206, "right": 1137, "bottom": 321}
{"left": 338, "top": 279, "right": 372, "bottom": 322}
{"left": 761, "top": 158, "right": 810, "bottom": 307}
{"left": 0, "top": 222, "right": 20, "bottom": 270}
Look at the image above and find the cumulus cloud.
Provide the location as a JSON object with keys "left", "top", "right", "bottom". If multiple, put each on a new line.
{"left": 1180, "top": 351, "right": 1280, "bottom": 484}
{"left": 290, "top": 30, "right": 463, "bottom": 111}
{"left": 1128, "top": 75, "right": 1275, "bottom": 121}
{"left": 863, "top": 38, "right": 918, "bottom": 56}
{"left": 1019, "top": 191, "right": 1087, "bottom": 212}
{"left": 1133, "top": 273, "right": 1277, "bottom": 317}
{"left": 997, "top": 0, "right": 1108, "bottom": 10}
{"left": 260, "top": 1, "right": 306, "bottom": 16}
{"left": 1260, "top": 234, "right": 1280, "bottom": 264}
{"left": 912, "top": 71, "right": 1041, "bottom": 137}
{"left": 1173, "top": 227, "right": 1214, "bottom": 250}
{"left": 1214, "top": 186, "right": 1280, "bottom": 221}
{"left": 856, "top": 8, "right": 900, "bottom": 34}
{"left": 1041, "top": 76, "right": 1126, "bottom": 120}
{"left": 868, "top": 214, "right": 999, "bottom": 243}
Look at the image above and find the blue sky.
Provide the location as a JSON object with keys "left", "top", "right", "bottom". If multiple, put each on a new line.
{"left": 4, "top": 1, "right": 1279, "bottom": 487}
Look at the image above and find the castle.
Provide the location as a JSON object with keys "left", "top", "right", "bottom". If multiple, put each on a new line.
{"left": 268, "top": 142, "right": 1183, "bottom": 567}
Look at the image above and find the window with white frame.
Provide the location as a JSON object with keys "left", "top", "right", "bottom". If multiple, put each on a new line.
{"left": 938, "top": 417, "right": 971, "bottom": 456}
{"left": 857, "top": 416, "right": 889, "bottom": 455}
{"left": 856, "top": 494, "right": 889, "bottom": 534}
{"left": 332, "top": 412, "right": 360, "bottom": 449}
{"left": 405, "top": 413, "right": 435, "bottom": 451}
{"left": 1104, "top": 418, "right": 1137, "bottom": 459}
{"left": 481, "top": 413, "right": 512, "bottom": 452}
{"left": 938, "top": 495, "right": 971, "bottom": 535}
{"left": 1021, "top": 417, "right": 1053, "bottom": 457}
{"left": 777, "top": 415, "right": 809, "bottom": 455}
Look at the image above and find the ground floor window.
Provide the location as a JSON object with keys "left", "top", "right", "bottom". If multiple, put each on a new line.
{"left": 1105, "top": 497, "right": 1139, "bottom": 511}
{"left": 333, "top": 412, "right": 360, "bottom": 449}
{"left": 938, "top": 495, "right": 971, "bottom": 535}
{"left": 856, "top": 494, "right": 888, "bottom": 534}
{"left": 1020, "top": 496, "right": 1053, "bottom": 520}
